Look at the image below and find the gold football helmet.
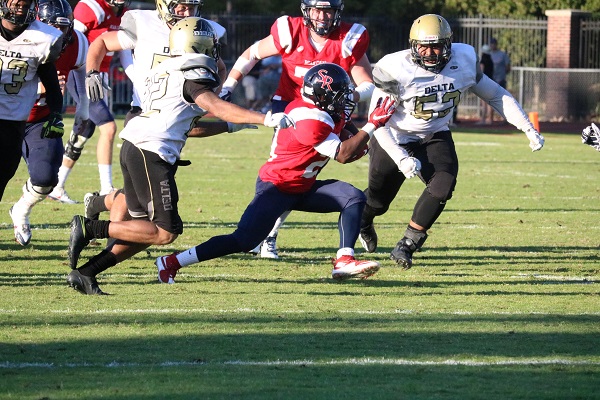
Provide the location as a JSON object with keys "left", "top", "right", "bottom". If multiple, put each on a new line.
{"left": 169, "top": 16, "right": 219, "bottom": 59}
{"left": 409, "top": 14, "right": 452, "bottom": 73}
{"left": 156, "top": 0, "right": 202, "bottom": 26}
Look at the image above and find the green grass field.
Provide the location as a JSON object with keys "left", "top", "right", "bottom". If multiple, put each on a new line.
{"left": 0, "top": 118, "right": 599, "bottom": 399}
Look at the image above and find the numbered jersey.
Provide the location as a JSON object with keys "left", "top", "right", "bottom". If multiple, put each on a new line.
{"left": 258, "top": 98, "right": 345, "bottom": 194}
{"left": 119, "top": 53, "right": 219, "bottom": 164}
{"left": 270, "top": 16, "right": 369, "bottom": 103}
{"left": 28, "top": 30, "right": 88, "bottom": 123}
{"left": 117, "top": 9, "right": 226, "bottom": 107}
{"left": 0, "top": 20, "right": 62, "bottom": 122}
{"left": 73, "top": 0, "right": 123, "bottom": 72}
{"left": 372, "top": 43, "right": 478, "bottom": 143}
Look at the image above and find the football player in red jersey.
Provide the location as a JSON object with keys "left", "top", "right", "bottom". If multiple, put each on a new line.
{"left": 155, "top": 63, "right": 395, "bottom": 284}
{"left": 220, "top": 0, "right": 376, "bottom": 259}
{"left": 47, "top": 0, "right": 128, "bottom": 202}
{"left": 9, "top": 0, "right": 89, "bottom": 246}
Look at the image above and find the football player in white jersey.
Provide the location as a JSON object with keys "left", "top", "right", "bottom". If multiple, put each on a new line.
{"left": 80, "top": 0, "right": 227, "bottom": 225}
{"left": 65, "top": 18, "right": 292, "bottom": 295}
{"left": 0, "top": 0, "right": 64, "bottom": 201}
{"left": 358, "top": 14, "right": 545, "bottom": 269}
{"left": 9, "top": 0, "right": 89, "bottom": 246}
{"left": 85, "top": 0, "right": 227, "bottom": 124}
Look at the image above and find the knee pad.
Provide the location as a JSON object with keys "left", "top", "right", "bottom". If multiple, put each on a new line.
{"left": 24, "top": 180, "right": 52, "bottom": 201}
{"left": 64, "top": 130, "right": 89, "bottom": 161}
{"left": 427, "top": 171, "right": 456, "bottom": 201}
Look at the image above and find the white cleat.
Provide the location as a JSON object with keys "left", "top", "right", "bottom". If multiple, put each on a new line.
{"left": 260, "top": 236, "right": 279, "bottom": 259}
{"left": 47, "top": 187, "right": 77, "bottom": 204}
{"left": 331, "top": 255, "right": 379, "bottom": 281}
{"left": 9, "top": 206, "right": 32, "bottom": 246}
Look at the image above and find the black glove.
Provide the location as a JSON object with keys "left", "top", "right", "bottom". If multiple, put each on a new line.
{"left": 41, "top": 112, "right": 64, "bottom": 139}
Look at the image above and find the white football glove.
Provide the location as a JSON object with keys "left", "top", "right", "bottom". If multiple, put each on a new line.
{"left": 525, "top": 128, "right": 544, "bottom": 152}
{"left": 263, "top": 111, "right": 295, "bottom": 129}
{"left": 227, "top": 122, "right": 258, "bottom": 133}
{"left": 581, "top": 123, "right": 600, "bottom": 151}
{"left": 399, "top": 157, "right": 421, "bottom": 179}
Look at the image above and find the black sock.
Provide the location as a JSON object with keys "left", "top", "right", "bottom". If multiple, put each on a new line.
{"left": 85, "top": 220, "right": 111, "bottom": 239}
{"left": 92, "top": 194, "right": 109, "bottom": 213}
{"left": 78, "top": 250, "right": 118, "bottom": 277}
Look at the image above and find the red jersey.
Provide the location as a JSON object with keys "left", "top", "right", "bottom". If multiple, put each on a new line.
{"left": 259, "top": 99, "right": 346, "bottom": 194}
{"left": 28, "top": 30, "right": 88, "bottom": 123}
{"left": 73, "top": 0, "right": 123, "bottom": 72}
{"left": 270, "top": 16, "right": 369, "bottom": 103}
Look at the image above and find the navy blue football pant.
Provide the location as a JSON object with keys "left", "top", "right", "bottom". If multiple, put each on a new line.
{"left": 21, "top": 119, "right": 64, "bottom": 188}
{"left": 193, "top": 178, "right": 366, "bottom": 262}
{"left": 66, "top": 75, "right": 114, "bottom": 139}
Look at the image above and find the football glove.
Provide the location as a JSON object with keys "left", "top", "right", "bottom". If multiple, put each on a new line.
{"left": 368, "top": 96, "right": 396, "bottom": 130}
{"left": 218, "top": 88, "right": 233, "bottom": 102}
{"left": 263, "top": 111, "right": 295, "bottom": 129}
{"left": 85, "top": 70, "right": 108, "bottom": 102}
{"left": 399, "top": 157, "right": 421, "bottom": 179}
{"left": 525, "top": 128, "right": 544, "bottom": 152}
{"left": 227, "top": 122, "right": 258, "bottom": 133}
{"left": 40, "top": 112, "right": 64, "bottom": 139}
{"left": 581, "top": 123, "right": 600, "bottom": 151}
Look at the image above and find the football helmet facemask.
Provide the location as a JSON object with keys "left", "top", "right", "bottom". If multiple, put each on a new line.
{"left": 37, "top": 0, "right": 73, "bottom": 52}
{"left": 300, "top": 0, "right": 343, "bottom": 37}
{"left": 302, "top": 63, "right": 355, "bottom": 122}
{"left": 156, "top": 0, "right": 202, "bottom": 26}
{"left": 409, "top": 14, "right": 452, "bottom": 73}
{"left": 169, "top": 16, "right": 219, "bottom": 59}
{"left": 0, "top": 0, "right": 38, "bottom": 26}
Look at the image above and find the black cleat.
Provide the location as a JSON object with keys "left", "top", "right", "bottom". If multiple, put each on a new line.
{"left": 67, "top": 270, "right": 107, "bottom": 295}
{"left": 359, "top": 224, "right": 378, "bottom": 253}
{"left": 68, "top": 215, "right": 90, "bottom": 270}
{"left": 390, "top": 238, "right": 417, "bottom": 269}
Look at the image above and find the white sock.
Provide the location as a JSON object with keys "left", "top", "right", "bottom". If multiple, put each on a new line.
{"left": 336, "top": 247, "right": 354, "bottom": 259}
{"left": 176, "top": 247, "right": 199, "bottom": 267}
{"left": 98, "top": 164, "right": 113, "bottom": 194}
{"left": 55, "top": 163, "right": 72, "bottom": 189}
{"left": 268, "top": 210, "right": 291, "bottom": 238}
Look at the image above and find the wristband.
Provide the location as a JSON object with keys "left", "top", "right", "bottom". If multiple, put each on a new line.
{"left": 222, "top": 77, "right": 239, "bottom": 91}
{"left": 361, "top": 122, "right": 377, "bottom": 138}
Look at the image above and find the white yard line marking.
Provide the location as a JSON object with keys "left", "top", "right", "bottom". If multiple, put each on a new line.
{"left": 1, "top": 358, "right": 599, "bottom": 369}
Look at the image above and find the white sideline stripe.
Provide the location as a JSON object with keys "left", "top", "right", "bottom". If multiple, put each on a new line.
{"left": 1, "top": 358, "right": 599, "bottom": 369}
{"left": 1, "top": 309, "right": 599, "bottom": 316}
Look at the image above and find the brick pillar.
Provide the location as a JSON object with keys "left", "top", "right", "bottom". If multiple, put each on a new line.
{"left": 544, "top": 10, "right": 591, "bottom": 120}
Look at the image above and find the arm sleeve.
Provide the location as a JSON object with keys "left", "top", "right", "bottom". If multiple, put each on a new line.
{"left": 470, "top": 74, "right": 534, "bottom": 132}
{"left": 37, "top": 62, "right": 63, "bottom": 114}
{"left": 373, "top": 126, "right": 410, "bottom": 169}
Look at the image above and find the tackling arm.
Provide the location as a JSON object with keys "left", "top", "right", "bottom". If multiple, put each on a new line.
{"left": 86, "top": 31, "right": 123, "bottom": 72}
{"left": 221, "top": 35, "right": 279, "bottom": 96}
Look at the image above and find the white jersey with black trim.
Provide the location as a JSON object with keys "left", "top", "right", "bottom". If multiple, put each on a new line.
{"left": 371, "top": 43, "right": 478, "bottom": 144}
{"left": 117, "top": 10, "right": 226, "bottom": 107}
{"left": 0, "top": 20, "right": 63, "bottom": 121}
{"left": 119, "top": 53, "right": 218, "bottom": 164}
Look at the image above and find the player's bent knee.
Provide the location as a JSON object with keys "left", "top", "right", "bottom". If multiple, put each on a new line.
{"left": 155, "top": 228, "right": 178, "bottom": 245}
{"left": 428, "top": 171, "right": 457, "bottom": 201}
